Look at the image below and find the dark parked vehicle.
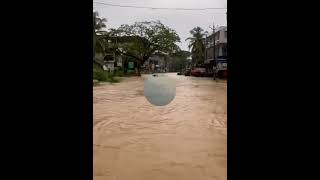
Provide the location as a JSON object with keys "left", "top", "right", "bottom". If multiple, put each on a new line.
{"left": 191, "top": 67, "right": 206, "bottom": 77}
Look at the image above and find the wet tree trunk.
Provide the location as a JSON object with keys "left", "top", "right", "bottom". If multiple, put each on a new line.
{"left": 123, "top": 59, "right": 128, "bottom": 75}
{"left": 135, "top": 55, "right": 149, "bottom": 76}
{"left": 136, "top": 60, "right": 141, "bottom": 76}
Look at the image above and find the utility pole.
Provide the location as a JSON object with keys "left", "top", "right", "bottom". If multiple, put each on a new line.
{"left": 209, "top": 21, "right": 216, "bottom": 62}
{"left": 213, "top": 22, "right": 216, "bottom": 62}
{"left": 210, "top": 20, "right": 217, "bottom": 80}
{"left": 205, "top": 34, "right": 208, "bottom": 63}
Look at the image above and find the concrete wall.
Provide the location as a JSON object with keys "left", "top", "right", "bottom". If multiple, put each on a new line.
{"left": 95, "top": 52, "right": 104, "bottom": 61}
{"left": 212, "top": 26, "right": 227, "bottom": 45}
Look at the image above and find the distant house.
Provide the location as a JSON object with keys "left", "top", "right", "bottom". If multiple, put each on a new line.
{"left": 144, "top": 55, "right": 166, "bottom": 73}
{"left": 103, "top": 53, "right": 115, "bottom": 71}
{"left": 205, "top": 26, "right": 227, "bottom": 63}
{"left": 115, "top": 54, "right": 123, "bottom": 67}
{"left": 93, "top": 48, "right": 125, "bottom": 72}
{"left": 94, "top": 52, "right": 105, "bottom": 68}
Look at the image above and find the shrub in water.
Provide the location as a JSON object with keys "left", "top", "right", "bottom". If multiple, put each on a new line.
{"left": 93, "top": 68, "right": 107, "bottom": 81}
{"left": 115, "top": 70, "right": 124, "bottom": 77}
{"left": 93, "top": 79, "right": 100, "bottom": 86}
{"left": 106, "top": 72, "right": 120, "bottom": 83}
{"left": 93, "top": 66, "right": 120, "bottom": 83}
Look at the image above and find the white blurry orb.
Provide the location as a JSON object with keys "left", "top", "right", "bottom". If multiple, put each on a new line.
{"left": 144, "top": 75, "right": 176, "bottom": 106}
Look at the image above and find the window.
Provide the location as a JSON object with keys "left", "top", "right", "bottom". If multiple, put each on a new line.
{"left": 225, "top": 31, "right": 227, "bottom": 39}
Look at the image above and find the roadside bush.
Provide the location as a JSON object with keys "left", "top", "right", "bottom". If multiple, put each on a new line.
{"left": 93, "top": 64, "right": 121, "bottom": 83}
{"left": 106, "top": 73, "right": 120, "bottom": 83}
{"left": 93, "top": 68, "right": 107, "bottom": 81}
{"left": 114, "top": 70, "right": 124, "bottom": 77}
{"left": 93, "top": 79, "right": 100, "bottom": 86}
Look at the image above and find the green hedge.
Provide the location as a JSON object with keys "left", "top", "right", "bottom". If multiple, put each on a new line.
{"left": 114, "top": 70, "right": 124, "bottom": 77}
{"left": 93, "top": 68, "right": 108, "bottom": 81}
{"left": 93, "top": 68, "right": 120, "bottom": 83}
{"left": 93, "top": 79, "right": 100, "bottom": 86}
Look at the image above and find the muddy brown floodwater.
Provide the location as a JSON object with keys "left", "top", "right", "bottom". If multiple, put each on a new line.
{"left": 93, "top": 73, "right": 227, "bottom": 180}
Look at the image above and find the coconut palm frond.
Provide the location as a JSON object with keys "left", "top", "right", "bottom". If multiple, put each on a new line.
{"left": 186, "top": 26, "right": 206, "bottom": 65}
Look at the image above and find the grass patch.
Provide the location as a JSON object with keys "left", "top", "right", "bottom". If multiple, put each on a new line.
{"left": 106, "top": 73, "right": 120, "bottom": 83}
{"left": 93, "top": 79, "right": 100, "bottom": 86}
{"left": 93, "top": 67, "right": 120, "bottom": 84}
{"left": 93, "top": 68, "right": 107, "bottom": 81}
{"left": 114, "top": 70, "right": 124, "bottom": 77}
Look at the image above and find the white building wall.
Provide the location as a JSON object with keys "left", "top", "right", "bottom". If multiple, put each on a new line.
{"left": 205, "top": 26, "right": 227, "bottom": 61}
{"left": 95, "top": 52, "right": 104, "bottom": 61}
{"left": 215, "top": 26, "right": 227, "bottom": 44}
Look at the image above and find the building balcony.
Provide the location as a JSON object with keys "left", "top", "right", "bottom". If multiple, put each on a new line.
{"left": 205, "top": 40, "right": 227, "bottom": 48}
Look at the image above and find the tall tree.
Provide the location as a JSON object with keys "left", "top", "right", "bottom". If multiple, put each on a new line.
{"left": 167, "top": 50, "right": 191, "bottom": 72}
{"left": 104, "top": 21, "right": 181, "bottom": 75}
{"left": 186, "top": 27, "right": 206, "bottom": 66}
{"left": 93, "top": 11, "right": 107, "bottom": 31}
{"left": 93, "top": 11, "right": 108, "bottom": 68}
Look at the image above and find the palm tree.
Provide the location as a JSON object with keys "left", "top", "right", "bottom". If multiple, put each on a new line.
{"left": 93, "top": 19, "right": 96, "bottom": 57}
{"left": 186, "top": 27, "right": 206, "bottom": 66}
{"left": 93, "top": 11, "right": 107, "bottom": 31}
{"left": 93, "top": 11, "right": 107, "bottom": 68}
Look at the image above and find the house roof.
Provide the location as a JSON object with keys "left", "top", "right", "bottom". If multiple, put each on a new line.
{"left": 207, "top": 26, "right": 227, "bottom": 37}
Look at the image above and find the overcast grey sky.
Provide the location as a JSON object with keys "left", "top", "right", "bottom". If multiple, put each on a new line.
{"left": 93, "top": 0, "right": 227, "bottom": 51}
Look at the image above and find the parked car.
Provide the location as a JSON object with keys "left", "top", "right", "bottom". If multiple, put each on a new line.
{"left": 191, "top": 67, "right": 206, "bottom": 77}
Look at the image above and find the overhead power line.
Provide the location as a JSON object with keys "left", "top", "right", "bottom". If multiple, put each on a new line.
{"left": 93, "top": 2, "right": 227, "bottom": 11}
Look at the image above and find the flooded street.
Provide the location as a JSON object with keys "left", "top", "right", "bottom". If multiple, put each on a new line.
{"left": 93, "top": 73, "right": 227, "bottom": 180}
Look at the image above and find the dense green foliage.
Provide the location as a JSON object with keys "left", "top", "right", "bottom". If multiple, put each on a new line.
{"left": 186, "top": 27, "right": 206, "bottom": 65}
